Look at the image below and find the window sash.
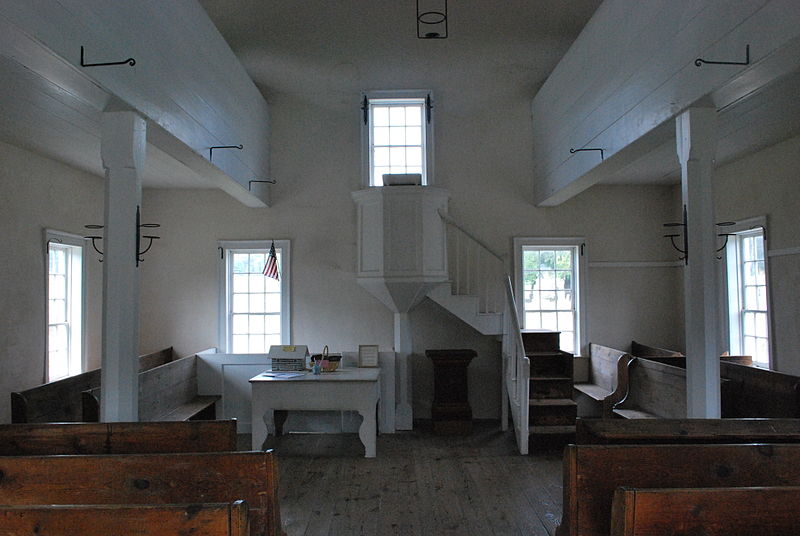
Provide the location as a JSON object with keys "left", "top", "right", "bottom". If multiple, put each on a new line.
{"left": 219, "top": 240, "right": 291, "bottom": 353}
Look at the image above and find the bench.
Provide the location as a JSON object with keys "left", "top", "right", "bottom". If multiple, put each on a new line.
{"left": 0, "top": 450, "right": 282, "bottom": 536}
{"left": 612, "top": 357, "right": 686, "bottom": 419}
{"left": 10, "top": 347, "right": 178, "bottom": 423}
{"left": 82, "top": 354, "right": 219, "bottom": 422}
{"left": 720, "top": 360, "right": 800, "bottom": 417}
{"left": 576, "top": 417, "right": 800, "bottom": 445}
{"left": 0, "top": 501, "right": 249, "bottom": 536}
{"left": 631, "top": 340, "right": 753, "bottom": 366}
{"left": 610, "top": 486, "right": 800, "bottom": 536}
{"left": 573, "top": 344, "right": 634, "bottom": 419}
{"left": 0, "top": 419, "right": 237, "bottom": 455}
{"left": 556, "top": 443, "right": 800, "bottom": 536}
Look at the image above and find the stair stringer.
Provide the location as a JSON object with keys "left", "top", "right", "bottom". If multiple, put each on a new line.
{"left": 427, "top": 283, "right": 503, "bottom": 336}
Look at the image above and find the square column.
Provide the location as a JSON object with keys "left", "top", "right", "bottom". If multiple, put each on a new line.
{"left": 100, "top": 111, "right": 146, "bottom": 421}
{"left": 676, "top": 107, "right": 721, "bottom": 418}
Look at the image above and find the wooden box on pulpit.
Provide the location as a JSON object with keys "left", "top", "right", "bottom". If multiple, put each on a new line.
{"left": 426, "top": 349, "right": 476, "bottom": 435}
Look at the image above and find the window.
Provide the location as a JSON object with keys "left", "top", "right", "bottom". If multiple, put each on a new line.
{"left": 45, "top": 231, "right": 86, "bottom": 381}
{"left": 514, "top": 238, "right": 586, "bottom": 355}
{"left": 362, "top": 91, "right": 433, "bottom": 187}
{"left": 725, "top": 220, "right": 770, "bottom": 367}
{"left": 219, "top": 240, "right": 290, "bottom": 353}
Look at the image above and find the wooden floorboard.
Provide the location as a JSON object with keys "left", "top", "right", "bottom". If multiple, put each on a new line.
{"left": 245, "top": 421, "right": 563, "bottom": 536}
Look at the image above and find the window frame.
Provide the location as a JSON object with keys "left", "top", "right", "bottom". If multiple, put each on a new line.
{"left": 218, "top": 239, "right": 291, "bottom": 353}
{"left": 44, "top": 229, "right": 88, "bottom": 381}
{"left": 723, "top": 216, "right": 772, "bottom": 368}
{"left": 361, "top": 89, "right": 435, "bottom": 188}
{"left": 513, "top": 237, "right": 588, "bottom": 356}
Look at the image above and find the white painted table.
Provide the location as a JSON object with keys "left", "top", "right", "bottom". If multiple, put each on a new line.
{"left": 250, "top": 368, "right": 380, "bottom": 457}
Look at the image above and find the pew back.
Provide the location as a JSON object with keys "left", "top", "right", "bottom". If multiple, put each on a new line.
{"left": 0, "top": 420, "right": 238, "bottom": 456}
{"left": 574, "top": 344, "right": 634, "bottom": 418}
{"left": 558, "top": 443, "right": 800, "bottom": 536}
{"left": 10, "top": 347, "right": 177, "bottom": 423}
{"left": 0, "top": 451, "right": 282, "bottom": 536}
{"left": 615, "top": 357, "right": 686, "bottom": 418}
{"left": 576, "top": 418, "right": 800, "bottom": 445}
{"left": 721, "top": 361, "right": 800, "bottom": 418}
{"left": 0, "top": 501, "right": 249, "bottom": 536}
{"left": 610, "top": 486, "right": 800, "bottom": 536}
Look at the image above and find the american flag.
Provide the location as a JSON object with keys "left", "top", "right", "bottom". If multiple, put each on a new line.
{"left": 263, "top": 242, "right": 280, "bottom": 280}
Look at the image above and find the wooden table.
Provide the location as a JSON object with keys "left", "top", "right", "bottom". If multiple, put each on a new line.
{"left": 250, "top": 368, "right": 380, "bottom": 457}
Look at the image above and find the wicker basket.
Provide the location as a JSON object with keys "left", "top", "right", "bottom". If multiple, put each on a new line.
{"left": 311, "top": 345, "right": 342, "bottom": 372}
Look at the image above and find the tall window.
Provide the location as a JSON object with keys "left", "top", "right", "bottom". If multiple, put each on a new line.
{"left": 726, "top": 223, "right": 770, "bottom": 367}
{"left": 46, "top": 231, "right": 86, "bottom": 381}
{"left": 515, "top": 238, "right": 586, "bottom": 355}
{"left": 219, "top": 240, "right": 290, "bottom": 353}
{"left": 362, "top": 91, "right": 433, "bottom": 187}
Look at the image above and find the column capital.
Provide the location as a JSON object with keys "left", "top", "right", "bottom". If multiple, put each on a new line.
{"left": 101, "top": 111, "right": 146, "bottom": 171}
{"left": 676, "top": 107, "right": 717, "bottom": 165}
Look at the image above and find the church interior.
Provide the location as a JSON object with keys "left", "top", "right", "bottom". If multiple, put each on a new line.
{"left": 1, "top": 1, "right": 800, "bottom": 534}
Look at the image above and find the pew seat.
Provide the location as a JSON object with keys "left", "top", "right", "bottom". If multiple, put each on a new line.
{"left": 611, "top": 486, "right": 800, "bottom": 536}
{"left": 0, "top": 501, "right": 249, "bottom": 536}
{"left": 573, "top": 344, "right": 634, "bottom": 418}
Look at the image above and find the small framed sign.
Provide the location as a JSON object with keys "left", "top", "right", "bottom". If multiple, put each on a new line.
{"left": 358, "top": 345, "right": 379, "bottom": 368}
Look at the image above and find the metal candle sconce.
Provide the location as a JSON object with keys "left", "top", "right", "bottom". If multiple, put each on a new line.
{"left": 663, "top": 205, "right": 736, "bottom": 264}
{"left": 85, "top": 206, "right": 160, "bottom": 266}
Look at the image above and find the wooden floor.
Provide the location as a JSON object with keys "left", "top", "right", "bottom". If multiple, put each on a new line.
{"left": 242, "top": 421, "right": 564, "bottom": 536}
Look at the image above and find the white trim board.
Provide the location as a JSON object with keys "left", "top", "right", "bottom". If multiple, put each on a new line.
{"left": 588, "top": 261, "right": 684, "bottom": 268}
{"left": 768, "top": 247, "right": 800, "bottom": 258}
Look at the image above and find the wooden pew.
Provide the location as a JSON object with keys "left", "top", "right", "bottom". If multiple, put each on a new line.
{"left": 0, "top": 420, "right": 237, "bottom": 456}
{"left": 0, "top": 451, "right": 282, "bottom": 536}
{"left": 10, "top": 347, "right": 178, "bottom": 423}
{"left": 720, "top": 360, "right": 800, "bottom": 417}
{"left": 573, "top": 344, "right": 634, "bottom": 418}
{"left": 612, "top": 357, "right": 686, "bottom": 419}
{"left": 576, "top": 417, "right": 800, "bottom": 445}
{"left": 0, "top": 501, "right": 249, "bottom": 536}
{"left": 82, "top": 354, "right": 219, "bottom": 422}
{"left": 631, "top": 340, "right": 753, "bottom": 366}
{"left": 557, "top": 443, "right": 800, "bottom": 536}
{"left": 610, "top": 486, "right": 800, "bottom": 536}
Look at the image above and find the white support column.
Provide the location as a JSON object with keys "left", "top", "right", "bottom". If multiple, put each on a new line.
{"left": 676, "top": 107, "right": 721, "bottom": 418}
{"left": 394, "top": 312, "right": 413, "bottom": 430}
{"left": 100, "top": 111, "right": 146, "bottom": 422}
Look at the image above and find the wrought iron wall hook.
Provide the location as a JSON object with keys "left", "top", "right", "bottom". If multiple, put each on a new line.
{"left": 570, "top": 147, "right": 605, "bottom": 161}
{"left": 84, "top": 224, "right": 105, "bottom": 261}
{"left": 695, "top": 44, "right": 750, "bottom": 67}
{"left": 209, "top": 144, "right": 243, "bottom": 161}
{"left": 80, "top": 46, "right": 135, "bottom": 67}
{"left": 662, "top": 205, "right": 689, "bottom": 265}
{"left": 136, "top": 206, "right": 161, "bottom": 267}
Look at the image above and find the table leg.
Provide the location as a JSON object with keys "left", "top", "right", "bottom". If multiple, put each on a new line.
{"left": 251, "top": 408, "right": 275, "bottom": 451}
{"left": 357, "top": 407, "right": 377, "bottom": 458}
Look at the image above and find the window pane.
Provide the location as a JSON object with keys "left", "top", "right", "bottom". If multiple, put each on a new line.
{"left": 744, "top": 336, "right": 757, "bottom": 357}
{"left": 755, "top": 261, "right": 766, "bottom": 285}
{"left": 743, "top": 312, "right": 756, "bottom": 337}
{"left": 232, "top": 254, "right": 249, "bottom": 273}
{"left": 265, "top": 293, "right": 281, "bottom": 313}
{"left": 557, "top": 291, "right": 573, "bottom": 310}
{"left": 374, "top": 127, "right": 389, "bottom": 145}
{"left": 390, "top": 146, "right": 406, "bottom": 167}
{"left": 540, "top": 291, "right": 556, "bottom": 307}
{"left": 232, "top": 335, "right": 248, "bottom": 353}
{"left": 523, "top": 272, "right": 538, "bottom": 291}
{"left": 405, "top": 106, "right": 422, "bottom": 126}
{"left": 558, "top": 312, "right": 574, "bottom": 331}
{"left": 755, "top": 338, "right": 769, "bottom": 364}
{"left": 406, "top": 127, "right": 422, "bottom": 146}
{"left": 249, "top": 274, "right": 265, "bottom": 293}
{"left": 406, "top": 146, "right": 422, "bottom": 166}
{"left": 524, "top": 251, "right": 539, "bottom": 270}
{"left": 249, "top": 294, "right": 265, "bottom": 313}
{"left": 389, "top": 126, "right": 405, "bottom": 145}
{"left": 539, "top": 251, "right": 555, "bottom": 270}
{"left": 265, "top": 314, "right": 281, "bottom": 334}
{"left": 248, "top": 334, "right": 265, "bottom": 353}
{"left": 757, "top": 286, "right": 767, "bottom": 310}
{"left": 374, "top": 167, "right": 389, "bottom": 186}
{"left": 389, "top": 106, "right": 405, "bottom": 125}
{"left": 556, "top": 271, "right": 571, "bottom": 290}
{"left": 524, "top": 290, "right": 540, "bottom": 310}
{"left": 541, "top": 312, "right": 558, "bottom": 331}
{"left": 232, "top": 314, "right": 248, "bottom": 334}
{"left": 755, "top": 312, "right": 768, "bottom": 338}
{"left": 560, "top": 332, "right": 574, "bottom": 354}
{"left": 374, "top": 147, "right": 390, "bottom": 167}
{"left": 233, "top": 274, "right": 248, "bottom": 293}
{"left": 744, "top": 286, "right": 758, "bottom": 310}
{"left": 555, "top": 250, "right": 572, "bottom": 270}
{"left": 49, "top": 299, "right": 66, "bottom": 323}
{"left": 540, "top": 273, "right": 556, "bottom": 291}
{"left": 232, "top": 294, "right": 248, "bottom": 313}
{"left": 249, "top": 254, "right": 265, "bottom": 273}
{"left": 373, "top": 106, "right": 389, "bottom": 126}
{"left": 525, "top": 312, "right": 541, "bottom": 329}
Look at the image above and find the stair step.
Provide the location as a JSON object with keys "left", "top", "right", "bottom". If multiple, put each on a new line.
{"left": 530, "top": 378, "right": 573, "bottom": 399}
{"left": 529, "top": 398, "right": 577, "bottom": 407}
{"left": 530, "top": 425, "right": 576, "bottom": 435}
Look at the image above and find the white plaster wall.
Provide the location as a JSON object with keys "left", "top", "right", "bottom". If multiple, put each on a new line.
{"left": 714, "top": 135, "right": 800, "bottom": 374}
{"left": 0, "top": 141, "right": 104, "bottom": 423}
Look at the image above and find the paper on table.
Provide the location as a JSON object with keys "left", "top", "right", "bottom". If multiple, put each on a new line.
{"left": 261, "top": 371, "right": 306, "bottom": 378}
